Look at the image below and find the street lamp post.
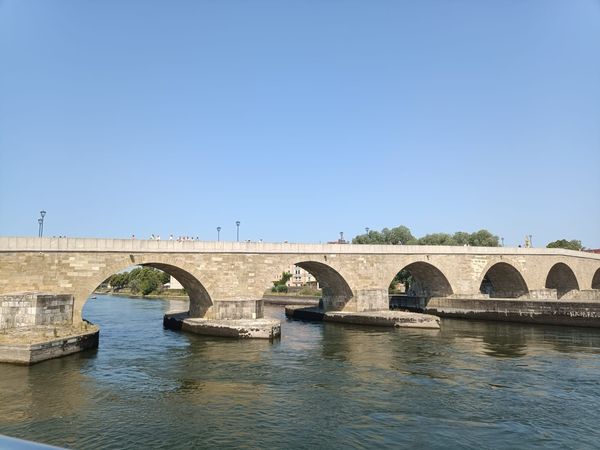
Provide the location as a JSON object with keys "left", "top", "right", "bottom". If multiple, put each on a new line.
{"left": 236, "top": 221, "right": 240, "bottom": 242}
{"left": 501, "top": 237, "right": 504, "bottom": 247}
{"left": 217, "top": 226, "right": 221, "bottom": 241}
{"left": 38, "top": 210, "right": 47, "bottom": 237}
{"left": 529, "top": 235, "right": 533, "bottom": 248}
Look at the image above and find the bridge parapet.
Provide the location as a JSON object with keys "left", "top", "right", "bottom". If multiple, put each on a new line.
{"left": 1, "top": 236, "right": 599, "bottom": 259}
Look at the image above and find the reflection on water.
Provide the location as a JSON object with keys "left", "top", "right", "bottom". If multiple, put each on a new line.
{"left": 1, "top": 295, "right": 600, "bottom": 449}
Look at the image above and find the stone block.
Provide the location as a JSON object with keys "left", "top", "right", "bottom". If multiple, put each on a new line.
{"left": 0, "top": 293, "right": 73, "bottom": 330}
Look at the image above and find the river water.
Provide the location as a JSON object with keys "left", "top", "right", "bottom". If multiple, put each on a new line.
{"left": 2, "top": 294, "right": 600, "bottom": 449}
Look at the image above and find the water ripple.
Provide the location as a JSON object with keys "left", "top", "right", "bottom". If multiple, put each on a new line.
{"left": 2, "top": 296, "right": 600, "bottom": 449}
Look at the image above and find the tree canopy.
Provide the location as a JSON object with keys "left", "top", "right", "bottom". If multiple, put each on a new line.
{"left": 353, "top": 226, "right": 500, "bottom": 247}
{"left": 352, "top": 225, "right": 416, "bottom": 245}
{"left": 272, "top": 271, "right": 292, "bottom": 293}
{"left": 546, "top": 239, "right": 583, "bottom": 251}
{"left": 108, "top": 267, "right": 170, "bottom": 295}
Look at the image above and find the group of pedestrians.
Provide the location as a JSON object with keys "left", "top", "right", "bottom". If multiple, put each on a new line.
{"left": 169, "top": 235, "right": 199, "bottom": 242}
{"left": 143, "top": 234, "right": 199, "bottom": 241}
{"left": 130, "top": 234, "right": 200, "bottom": 241}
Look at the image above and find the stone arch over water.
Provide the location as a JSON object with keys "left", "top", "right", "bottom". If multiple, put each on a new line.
{"left": 545, "top": 263, "right": 579, "bottom": 299}
{"left": 392, "top": 261, "right": 453, "bottom": 298}
{"left": 294, "top": 261, "right": 354, "bottom": 311}
{"left": 84, "top": 261, "right": 213, "bottom": 319}
{"left": 479, "top": 262, "right": 528, "bottom": 298}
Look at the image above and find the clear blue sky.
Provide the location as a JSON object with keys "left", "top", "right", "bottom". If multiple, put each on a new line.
{"left": 1, "top": 1, "right": 599, "bottom": 247}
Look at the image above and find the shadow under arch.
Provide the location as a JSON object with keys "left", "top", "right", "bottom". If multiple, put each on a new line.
{"left": 141, "top": 263, "right": 212, "bottom": 317}
{"left": 593, "top": 268, "right": 600, "bottom": 290}
{"left": 480, "top": 262, "right": 528, "bottom": 298}
{"left": 545, "top": 263, "right": 580, "bottom": 298}
{"left": 392, "top": 261, "right": 453, "bottom": 299}
{"left": 90, "top": 262, "right": 212, "bottom": 318}
{"left": 294, "top": 261, "right": 353, "bottom": 311}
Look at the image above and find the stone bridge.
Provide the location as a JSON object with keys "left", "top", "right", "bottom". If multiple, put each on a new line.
{"left": 1, "top": 237, "right": 599, "bottom": 324}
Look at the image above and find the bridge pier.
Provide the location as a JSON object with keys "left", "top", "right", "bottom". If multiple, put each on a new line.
{"left": 290, "top": 286, "right": 440, "bottom": 329}
{"left": 353, "top": 288, "right": 390, "bottom": 312}
{"left": 164, "top": 298, "right": 281, "bottom": 339}
{"left": 320, "top": 286, "right": 389, "bottom": 313}
{"left": 210, "top": 299, "right": 264, "bottom": 320}
{"left": 0, "top": 292, "right": 99, "bottom": 365}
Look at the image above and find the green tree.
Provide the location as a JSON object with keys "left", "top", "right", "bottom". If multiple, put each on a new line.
{"left": 353, "top": 225, "right": 500, "bottom": 247}
{"left": 159, "top": 271, "right": 170, "bottom": 285}
{"left": 418, "top": 233, "right": 456, "bottom": 246}
{"left": 109, "top": 272, "right": 130, "bottom": 290}
{"left": 272, "top": 271, "right": 292, "bottom": 293}
{"left": 389, "top": 269, "right": 412, "bottom": 293}
{"left": 546, "top": 239, "right": 583, "bottom": 251}
{"left": 129, "top": 267, "right": 163, "bottom": 295}
{"left": 353, "top": 225, "right": 416, "bottom": 245}
{"left": 468, "top": 229, "right": 500, "bottom": 247}
{"left": 452, "top": 231, "right": 471, "bottom": 246}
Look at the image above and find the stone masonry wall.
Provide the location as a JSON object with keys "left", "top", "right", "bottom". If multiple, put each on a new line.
{"left": 0, "top": 293, "right": 73, "bottom": 330}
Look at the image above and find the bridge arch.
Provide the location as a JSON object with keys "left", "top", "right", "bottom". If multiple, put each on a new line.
{"left": 390, "top": 261, "right": 453, "bottom": 298}
{"left": 479, "top": 262, "right": 528, "bottom": 298}
{"left": 292, "top": 261, "right": 354, "bottom": 311}
{"left": 593, "top": 268, "right": 600, "bottom": 290}
{"left": 80, "top": 261, "right": 213, "bottom": 320}
{"left": 545, "top": 263, "right": 579, "bottom": 299}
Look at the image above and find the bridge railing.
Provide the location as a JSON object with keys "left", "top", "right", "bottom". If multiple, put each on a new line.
{"left": 0, "top": 236, "right": 598, "bottom": 259}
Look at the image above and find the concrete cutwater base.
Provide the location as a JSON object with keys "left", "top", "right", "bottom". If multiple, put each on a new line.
{"left": 0, "top": 324, "right": 99, "bottom": 365}
{"left": 164, "top": 311, "right": 281, "bottom": 339}
{"left": 285, "top": 306, "right": 441, "bottom": 329}
{"left": 390, "top": 296, "right": 600, "bottom": 328}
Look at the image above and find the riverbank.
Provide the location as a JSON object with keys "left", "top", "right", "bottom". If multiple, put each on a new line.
{"left": 94, "top": 290, "right": 189, "bottom": 300}
{"left": 95, "top": 291, "right": 320, "bottom": 305}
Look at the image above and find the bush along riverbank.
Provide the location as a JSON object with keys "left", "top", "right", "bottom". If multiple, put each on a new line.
{"left": 94, "top": 288, "right": 189, "bottom": 300}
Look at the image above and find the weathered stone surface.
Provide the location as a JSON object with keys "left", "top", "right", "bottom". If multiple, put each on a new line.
{"left": 0, "top": 293, "right": 73, "bottom": 330}
{"left": 285, "top": 306, "right": 440, "bottom": 329}
{"left": 325, "top": 310, "right": 440, "bottom": 329}
{"left": 263, "top": 295, "right": 320, "bottom": 306}
{"left": 392, "top": 296, "right": 600, "bottom": 328}
{"left": 0, "top": 293, "right": 98, "bottom": 365}
{"left": 164, "top": 311, "right": 281, "bottom": 339}
{"left": 0, "top": 325, "right": 99, "bottom": 365}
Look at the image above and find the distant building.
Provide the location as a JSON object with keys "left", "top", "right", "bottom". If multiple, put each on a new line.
{"left": 286, "top": 265, "right": 319, "bottom": 288}
{"left": 585, "top": 249, "right": 600, "bottom": 254}
{"left": 168, "top": 276, "right": 183, "bottom": 290}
